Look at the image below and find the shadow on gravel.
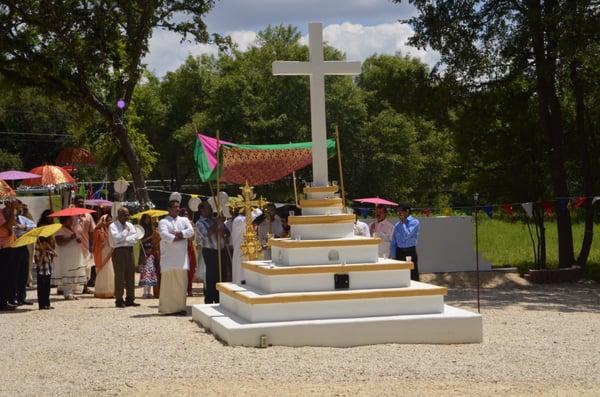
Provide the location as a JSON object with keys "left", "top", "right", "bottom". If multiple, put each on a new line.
{"left": 447, "top": 284, "right": 600, "bottom": 313}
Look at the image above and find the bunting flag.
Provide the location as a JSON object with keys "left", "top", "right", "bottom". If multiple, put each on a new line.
{"left": 442, "top": 207, "right": 453, "bottom": 216}
{"left": 464, "top": 207, "right": 473, "bottom": 216}
{"left": 574, "top": 197, "right": 587, "bottom": 208}
{"left": 78, "top": 184, "right": 86, "bottom": 197}
{"left": 422, "top": 208, "right": 431, "bottom": 217}
{"left": 522, "top": 202, "right": 533, "bottom": 218}
{"left": 543, "top": 200, "right": 554, "bottom": 215}
{"left": 482, "top": 205, "right": 494, "bottom": 218}
{"left": 358, "top": 207, "right": 370, "bottom": 218}
{"left": 500, "top": 204, "right": 513, "bottom": 216}
{"left": 557, "top": 198, "right": 569, "bottom": 211}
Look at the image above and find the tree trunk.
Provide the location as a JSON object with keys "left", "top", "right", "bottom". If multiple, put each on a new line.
{"left": 112, "top": 120, "right": 151, "bottom": 204}
{"left": 570, "top": 60, "right": 594, "bottom": 269}
{"left": 527, "top": 0, "right": 575, "bottom": 268}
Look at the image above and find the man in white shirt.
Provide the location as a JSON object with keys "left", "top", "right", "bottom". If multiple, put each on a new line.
{"left": 370, "top": 205, "right": 394, "bottom": 258}
{"left": 158, "top": 200, "right": 195, "bottom": 315}
{"left": 108, "top": 207, "right": 139, "bottom": 308}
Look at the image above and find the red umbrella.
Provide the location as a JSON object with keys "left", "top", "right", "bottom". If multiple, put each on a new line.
{"left": 56, "top": 147, "right": 96, "bottom": 166}
{"left": 353, "top": 197, "right": 398, "bottom": 206}
{"left": 48, "top": 207, "right": 96, "bottom": 217}
{"left": 21, "top": 165, "right": 75, "bottom": 186}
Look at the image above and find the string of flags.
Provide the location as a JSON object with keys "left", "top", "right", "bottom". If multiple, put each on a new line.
{"left": 355, "top": 195, "right": 600, "bottom": 219}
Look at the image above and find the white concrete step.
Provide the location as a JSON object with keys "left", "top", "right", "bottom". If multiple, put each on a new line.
{"left": 192, "top": 304, "right": 483, "bottom": 347}
{"left": 242, "top": 259, "right": 413, "bottom": 293}
{"left": 270, "top": 236, "right": 380, "bottom": 266}
{"left": 303, "top": 185, "right": 339, "bottom": 200}
{"left": 216, "top": 281, "right": 447, "bottom": 322}
{"left": 288, "top": 214, "right": 355, "bottom": 239}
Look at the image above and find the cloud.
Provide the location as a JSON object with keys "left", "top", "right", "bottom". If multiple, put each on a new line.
{"left": 144, "top": 22, "right": 439, "bottom": 77}
{"left": 318, "top": 22, "right": 439, "bottom": 66}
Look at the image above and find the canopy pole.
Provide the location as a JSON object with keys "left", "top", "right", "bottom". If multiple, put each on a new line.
{"left": 292, "top": 171, "right": 299, "bottom": 206}
{"left": 215, "top": 130, "right": 223, "bottom": 284}
{"left": 333, "top": 126, "right": 346, "bottom": 210}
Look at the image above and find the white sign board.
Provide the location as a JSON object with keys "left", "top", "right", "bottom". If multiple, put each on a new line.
{"left": 416, "top": 216, "right": 492, "bottom": 273}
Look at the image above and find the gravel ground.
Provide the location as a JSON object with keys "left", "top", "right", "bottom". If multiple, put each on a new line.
{"left": 1, "top": 274, "right": 599, "bottom": 397}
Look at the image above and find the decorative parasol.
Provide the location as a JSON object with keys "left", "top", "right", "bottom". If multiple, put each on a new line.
{"left": 0, "top": 179, "right": 16, "bottom": 198}
{"left": 21, "top": 165, "right": 75, "bottom": 187}
{"left": 130, "top": 209, "right": 168, "bottom": 220}
{"left": 56, "top": 147, "right": 96, "bottom": 166}
{"left": 48, "top": 207, "right": 96, "bottom": 218}
{"left": 12, "top": 223, "right": 62, "bottom": 248}
{"left": 0, "top": 170, "right": 41, "bottom": 181}
{"left": 353, "top": 197, "right": 398, "bottom": 206}
{"left": 84, "top": 199, "right": 113, "bottom": 208}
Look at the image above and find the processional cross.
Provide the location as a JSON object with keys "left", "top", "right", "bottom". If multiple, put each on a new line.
{"left": 232, "top": 182, "right": 269, "bottom": 260}
{"left": 273, "top": 22, "right": 361, "bottom": 187}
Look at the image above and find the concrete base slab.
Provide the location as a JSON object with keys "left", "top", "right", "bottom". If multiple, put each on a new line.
{"left": 192, "top": 304, "right": 482, "bottom": 347}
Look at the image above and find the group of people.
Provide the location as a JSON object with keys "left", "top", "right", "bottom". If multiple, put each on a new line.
{"left": 1, "top": 194, "right": 421, "bottom": 313}
{"left": 356, "top": 204, "right": 421, "bottom": 281}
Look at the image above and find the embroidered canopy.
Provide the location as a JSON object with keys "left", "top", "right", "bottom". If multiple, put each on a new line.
{"left": 194, "top": 134, "right": 336, "bottom": 185}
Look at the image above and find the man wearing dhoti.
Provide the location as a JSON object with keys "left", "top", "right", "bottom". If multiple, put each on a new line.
{"left": 158, "top": 200, "right": 194, "bottom": 315}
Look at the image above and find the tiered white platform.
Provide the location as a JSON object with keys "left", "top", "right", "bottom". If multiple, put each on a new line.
{"left": 192, "top": 185, "right": 482, "bottom": 346}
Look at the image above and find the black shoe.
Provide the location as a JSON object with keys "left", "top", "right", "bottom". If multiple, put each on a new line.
{"left": 9, "top": 299, "right": 20, "bottom": 306}
{"left": 0, "top": 304, "right": 17, "bottom": 311}
{"left": 19, "top": 300, "right": 33, "bottom": 306}
{"left": 125, "top": 301, "right": 140, "bottom": 307}
{"left": 115, "top": 301, "right": 126, "bottom": 308}
{"left": 40, "top": 306, "right": 54, "bottom": 310}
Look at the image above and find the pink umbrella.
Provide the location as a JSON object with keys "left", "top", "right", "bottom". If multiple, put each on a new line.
{"left": 353, "top": 197, "right": 398, "bottom": 206}
{"left": 84, "top": 199, "right": 113, "bottom": 208}
{"left": 0, "top": 170, "right": 42, "bottom": 181}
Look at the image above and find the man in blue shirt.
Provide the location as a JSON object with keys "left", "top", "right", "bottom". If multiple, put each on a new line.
{"left": 389, "top": 203, "right": 420, "bottom": 281}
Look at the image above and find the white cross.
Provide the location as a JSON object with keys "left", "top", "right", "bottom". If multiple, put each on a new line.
{"left": 272, "top": 22, "right": 361, "bottom": 187}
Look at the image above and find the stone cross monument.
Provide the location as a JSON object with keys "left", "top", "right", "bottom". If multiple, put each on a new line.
{"left": 272, "top": 22, "right": 361, "bottom": 187}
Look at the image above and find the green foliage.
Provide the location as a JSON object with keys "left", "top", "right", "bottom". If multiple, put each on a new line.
{"left": 0, "top": 148, "right": 22, "bottom": 170}
{"left": 479, "top": 219, "right": 600, "bottom": 273}
{"left": 0, "top": 0, "right": 220, "bottom": 201}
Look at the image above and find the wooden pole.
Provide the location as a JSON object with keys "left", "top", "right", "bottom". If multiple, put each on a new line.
{"left": 291, "top": 171, "right": 299, "bottom": 206}
{"left": 333, "top": 126, "right": 346, "bottom": 209}
{"left": 215, "top": 130, "right": 223, "bottom": 284}
{"left": 474, "top": 192, "right": 481, "bottom": 313}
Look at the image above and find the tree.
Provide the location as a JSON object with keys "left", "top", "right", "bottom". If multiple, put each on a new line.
{"left": 394, "top": 0, "right": 599, "bottom": 268}
{"left": 0, "top": 0, "right": 223, "bottom": 203}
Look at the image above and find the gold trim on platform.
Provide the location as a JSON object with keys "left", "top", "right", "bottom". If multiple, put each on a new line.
{"left": 242, "top": 260, "right": 414, "bottom": 275}
{"left": 299, "top": 198, "right": 343, "bottom": 208}
{"left": 288, "top": 214, "right": 355, "bottom": 225}
{"left": 303, "top": 186, "right": 339, "bottom": 194}
{"left": 216, "top": 282, "right": 447, "bottom": 304}
{"left": 269, "top": 237, "right": 381, "bottom": 248}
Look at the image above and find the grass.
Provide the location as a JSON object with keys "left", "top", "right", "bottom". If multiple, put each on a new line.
{"left": 477, "top": 218, "right": 600, "bottom": 281}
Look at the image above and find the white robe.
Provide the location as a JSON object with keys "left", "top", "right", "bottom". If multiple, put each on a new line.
{"left": 231, "top": 215, "right": 246, "bottom": 284}
{"left": 158, "top": 216, "right": 195, "bottom": 273}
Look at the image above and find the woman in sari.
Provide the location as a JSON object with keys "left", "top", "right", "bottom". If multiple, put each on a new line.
{"left": 93, "top": 214, "right": 114, "bottom": 298}
{"left": 53, "top": 216, "right": 87, "bottom": 300}
{"left": 138, "top": 214, "right": 158, "bottom": 298}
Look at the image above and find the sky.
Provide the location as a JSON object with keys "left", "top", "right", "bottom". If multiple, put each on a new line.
{"left": 144, "top": 0, "right": 439, "bottom": 77}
